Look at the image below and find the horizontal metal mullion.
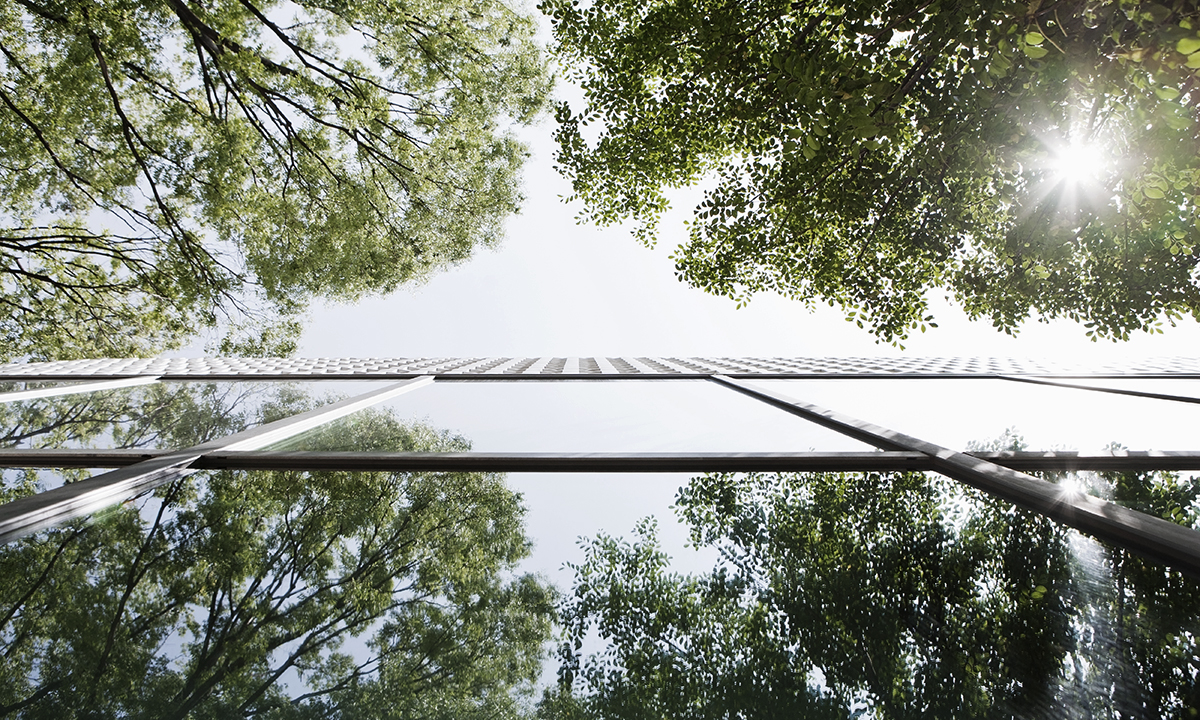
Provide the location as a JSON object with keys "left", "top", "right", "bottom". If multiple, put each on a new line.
{"left": 0, "top": 450, "right": 930, "bottom": 472}
{"left": 985, "top": 450, "right": 1200, "bottom": 472}
{"left": 195, "top": 451, "right": 935, "bottom": 473}
{"left": 5, "top": 372, "right": 1200, "bottom": 382}
{"left": 3, "top": 356, "right": 1200, "bottom": 380}
{"left": 190, "top": 451, "right": 1200, "bottom": 473}
{"left": 5, "top": 449, "right": 1200, "bottom": 473}
{"left": 0, "top": 450, "right": 165, "bottom": 467}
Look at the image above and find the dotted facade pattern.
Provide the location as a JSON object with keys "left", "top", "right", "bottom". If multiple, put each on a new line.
{"left": 1, "top": 356, "right": 1199, "bottom": 378}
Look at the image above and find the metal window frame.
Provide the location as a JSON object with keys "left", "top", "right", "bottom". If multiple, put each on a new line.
{"left": 4, "top": 449, "right": 1200, "bottom": 472}
{"left": 0, "top": 375, "right": 161, "bottom": 404}
{"left": 1, "top": 357, "right": 1199, "bottom": 576}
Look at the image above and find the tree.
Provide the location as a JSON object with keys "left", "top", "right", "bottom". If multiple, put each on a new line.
{"left": 551, "top": 467, "right": 1200, "bottom": 718}
{"left": 0, "top": 387, "right": 556, "bottom": 718}
{"left": 544, "top": 0, "right": 1200, "bottom": 342}
{"left": 0, "top": 0, "right": 551, "bottom": 359}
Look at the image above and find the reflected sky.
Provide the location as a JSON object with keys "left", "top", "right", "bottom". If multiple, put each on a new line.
{"left": 754, "top": 378, "right": 1200, "bottom": 453}
{"left": 266, "top": 379, "right": 873, "bottom": 453}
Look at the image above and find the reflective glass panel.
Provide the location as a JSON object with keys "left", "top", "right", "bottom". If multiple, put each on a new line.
{"left": 266, "top": 379, "right": 875, "bottom": 452}
{"left": 546, "top": 469, "right": 1200, "bottom": 719}
{"left": 755, "top": 378, "right": 1200, "bottom": 453}
{"left": 0, "top": 380, "right": 391, "bottom": 450}
{"left": 0, "top": 380, "right": 78, "bottom": 394}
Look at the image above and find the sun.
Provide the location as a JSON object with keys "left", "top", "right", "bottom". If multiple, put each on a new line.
{"left": 1046, "top": 139, "right": 1107, "bottom": 187}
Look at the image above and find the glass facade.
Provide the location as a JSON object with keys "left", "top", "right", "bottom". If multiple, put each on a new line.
{"left": 1, "top": 357, "right": 1199, "bottom": 717}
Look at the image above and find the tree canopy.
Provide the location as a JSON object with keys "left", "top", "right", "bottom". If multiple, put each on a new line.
{"left": 0, "top": 384, "right": 556, "bottom": 718}
{"left": 544, "top": 0, "right": 1200, "bottom": 342}
{"left": 0, "top": 0, "right": 551, "bottom": 359}
{"left": 548, "top": 467, "right": 1200, "bottom": 718}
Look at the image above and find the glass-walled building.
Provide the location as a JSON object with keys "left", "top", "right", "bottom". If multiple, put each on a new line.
{"left": 3, "top": 356, "right": 1199, "bottom": 717}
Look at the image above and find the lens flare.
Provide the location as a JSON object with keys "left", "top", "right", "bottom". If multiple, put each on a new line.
{"left": 1047, "top": 140, "right": 1106, "bottom": 187}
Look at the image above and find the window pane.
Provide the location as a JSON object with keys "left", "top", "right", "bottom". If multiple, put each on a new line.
{"left": 0, "top": 381, "right": 392, "bottom": 450}
{"left": 754, "top": 378, "right": 1200, "bottom": 453}
{"left": 0, "top": 466, "right": 545, "bottom": 716}
{"left": 266, "top": 379, "right": 875, "bottom": 452}
{"left": 0, "top": 380, "right": 78, "bottom": 394}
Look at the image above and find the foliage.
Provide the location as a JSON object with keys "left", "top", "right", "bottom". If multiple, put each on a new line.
{"left": 551, "top": 468, "right": 1200, "bottom": 718}
{"left": 0, "top": 386, "right": 555, "bottom": 718}
{"left": 0, "top": 0, "right": 551, "bottom": 359}
{"left": 544, "top": 0, "right": 1200, "bottom": 342}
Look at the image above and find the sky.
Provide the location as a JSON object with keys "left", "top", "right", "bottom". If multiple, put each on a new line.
{"left": 296, "top": 109, "right": 1200, "bottom": 362}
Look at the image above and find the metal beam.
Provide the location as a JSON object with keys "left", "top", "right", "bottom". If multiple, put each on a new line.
{"left": 7, "top": 449, "right": 1200, "bottom": 473}
{"left": 709, "top": 375, "right": 1200, "bottom": 578}
{"left": 209, "top": 375, "right": 435, "bottom": 452}
{"left": 999, "top": 375, "right": 1200, "bottom": 405}
{"left": 186, "top": 451, "right": 937, "bottom": 473}
{"left": 5, "top": 371, "right": 1200, "bottom": 382}
{"left": 0, "top": 376, "right": 434, "bottom": 543}
{"left": 0, "top": 453, "right": 201, "bottom": 544}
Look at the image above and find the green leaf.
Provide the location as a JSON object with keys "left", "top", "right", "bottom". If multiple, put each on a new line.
{"left": 1177, "top": 37, "right": 1200, "bottom": 56}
